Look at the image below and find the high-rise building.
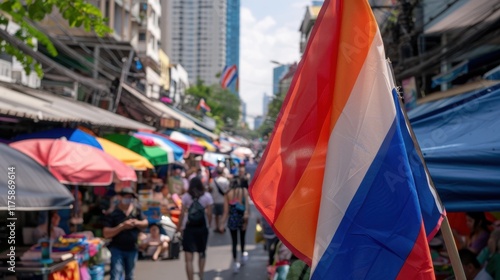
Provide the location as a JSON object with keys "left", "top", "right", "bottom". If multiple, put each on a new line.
{"left": 226, "top": 0, "right": 240, "bottom": 96}
{"left": 263, "top": 93, "right": 272, "bottom": 116}
{"left": 240, "top": 99, "right": 247, "bottom": 124}
{"left": 254, "top": 116, "right": 264, "bottom": 130}
{"left": 273, "top": 64, "right": 290, "bottom": 95}
{"left": 164, "top": 0, "right": 226, "bottom": 86}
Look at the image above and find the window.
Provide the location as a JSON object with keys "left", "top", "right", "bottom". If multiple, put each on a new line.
{"left": 140, "top": 2, "right": 148, "bottom": 13}
{"left": 139, "top": 32, "right": 146, "bottom": 41}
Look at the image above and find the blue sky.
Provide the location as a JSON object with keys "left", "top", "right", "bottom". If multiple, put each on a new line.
{"left": 239, "top": 0, "right": 312, "bottom": 125}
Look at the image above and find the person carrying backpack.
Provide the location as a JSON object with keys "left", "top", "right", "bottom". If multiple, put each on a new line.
{"left": 220, "top": 179, "right": 250, "bottom": 273}
{"left": 178, "top": 177, "right": 213, "bottom": 280}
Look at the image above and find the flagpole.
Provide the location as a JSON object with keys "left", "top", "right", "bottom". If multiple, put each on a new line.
{"left": 386, "top": 60, "right": 466, "bottom": 280}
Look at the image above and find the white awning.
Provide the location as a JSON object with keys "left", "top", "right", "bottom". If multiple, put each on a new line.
{"left": 0, "top": 83, "right": 155, "bottom": 130}
{"left": 122, "top": 83, "right": 196, "bottom": 129}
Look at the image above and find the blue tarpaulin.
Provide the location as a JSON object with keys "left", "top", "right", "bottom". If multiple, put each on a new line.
{"left": 408, "top": 84, "right": 500, "bottom": 212}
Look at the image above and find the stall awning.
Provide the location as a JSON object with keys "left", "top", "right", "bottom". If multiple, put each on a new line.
{"left": 0, "top": 82, "right": 155, "bottom": 131}
{"left": 417, "top": 80, "right": 500, "bottom": 105}
{"left": 166, "top": 105, "right": 218, "bottom": 139}
{"left": 424, "top": 0, "right": 500, "bottom": 34}
{"left": 193, "top": 125, "right": 218, "bottom": 140}
{"left": 409, "top": 83, "right": 500, "bottom": 211}
{"left": 122, "top": 83, "right": 195, "bottom": 129}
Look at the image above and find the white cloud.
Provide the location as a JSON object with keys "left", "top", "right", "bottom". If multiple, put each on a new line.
{"left": 291, "top": 1, "right": 311, "bottom": 9}
{"left": 239, "top": 7, "right": 300, "bottom": 128}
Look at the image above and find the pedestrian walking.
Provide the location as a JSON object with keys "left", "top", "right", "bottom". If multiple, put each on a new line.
{"left": 220, "top": 179, "right": 250, "bottom": 273}
{"left": 209, "top": 166, "right": 230, "bottom": 233}
{"left": 103, "top": 187, "right": 149, "bottom": 280}
{"left": 257, "top": 215, "right": 279, "bottom": 270}
{"left": 178, "top": 177, "right": 213, "bottom": 280}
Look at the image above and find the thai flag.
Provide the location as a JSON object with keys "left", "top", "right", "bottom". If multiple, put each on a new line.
{"left": 220, "top": 65, "right": 238, "bottom": 89}
{"left": 249, "top": 0, "right": 445, "bottom": 279}
{"left": 196, "top": 98, "right": 211, "bottom": 112}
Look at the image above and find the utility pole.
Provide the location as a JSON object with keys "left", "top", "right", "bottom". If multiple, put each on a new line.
{"left": 113, "top": 50, "right": 134, "bottom": 113}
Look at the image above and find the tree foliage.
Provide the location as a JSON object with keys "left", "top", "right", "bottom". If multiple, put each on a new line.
{"left": 184, "top": 80, "right": 241, "bottom": 131}
{"left": 0, "top": 0, "right": 111, "bottom": 77}
{"left": 257, "top": 90, "right": 285, "bottom": 137}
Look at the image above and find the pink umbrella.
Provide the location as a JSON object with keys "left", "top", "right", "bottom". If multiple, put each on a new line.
{"left": 10, "top": 139, "right": 136, "bottom": 185}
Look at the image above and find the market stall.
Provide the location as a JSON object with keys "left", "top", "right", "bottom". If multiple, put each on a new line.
{"left": 5, "top": 139, "right": 140, "bottom": 280}
{"left": 408, "top": 83, "right": 500, "bottom": 211}
{"left": 0, "top": 143, "right": 80, "bottom": 280}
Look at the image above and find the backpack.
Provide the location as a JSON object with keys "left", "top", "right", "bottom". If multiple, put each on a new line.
{"left": 187, "top": 197, "right": 205, "bottom": 227}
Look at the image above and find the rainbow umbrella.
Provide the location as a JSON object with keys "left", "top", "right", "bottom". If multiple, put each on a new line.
{"left": 135, "top": 132, "right": 185, "bottom": 162}
{"left": 104, "top": 134, "right": 169, "bottom": 166}
{"left": 96, "top": 137, "right": 154, "bottom": 171}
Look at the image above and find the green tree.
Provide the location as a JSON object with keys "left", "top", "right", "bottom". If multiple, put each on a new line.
{"left": 0, "top": 0, "right": 111, "bottom": 77}
{"left": 258, "top": 91, "right": 285, "bottom": 137}
{"left": 184, "top": 80, "right": 241, "bottom": 132}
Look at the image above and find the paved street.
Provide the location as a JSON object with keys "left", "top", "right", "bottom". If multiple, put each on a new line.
{"left": 133, "top": 203, "right": 269, "bottom": 280}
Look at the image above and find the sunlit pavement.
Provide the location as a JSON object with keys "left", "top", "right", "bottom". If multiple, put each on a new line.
{"left": 132, "top": 202, "right": 269, "bottom": 280}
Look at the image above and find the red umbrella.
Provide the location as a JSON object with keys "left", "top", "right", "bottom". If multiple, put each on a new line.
{"left": 10, "top": 139, "right": 136, "bottom": 185}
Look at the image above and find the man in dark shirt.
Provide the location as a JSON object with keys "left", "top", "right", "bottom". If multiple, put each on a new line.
{"left": 103, "top": 187, "right": 148, "bottom": 280}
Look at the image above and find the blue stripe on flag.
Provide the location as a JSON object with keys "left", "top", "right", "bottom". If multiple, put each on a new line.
{"left": 312, "top": 90, "right": 423, "bottom": 280}
{"left": 394, "top": 89, "right": 443, "bottom": 237}
{"left": 220, "top": 66, "right": 229, "bottom": 85}
{"left": 226, "top": 72, "right": 238, "bottom": 88}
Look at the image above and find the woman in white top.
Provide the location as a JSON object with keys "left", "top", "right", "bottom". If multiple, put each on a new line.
{"left": 139, "top": 224, "right": 170, "bottom": 261}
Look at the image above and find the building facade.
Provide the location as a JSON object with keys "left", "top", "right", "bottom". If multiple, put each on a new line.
{"left": 299, "top": 3, "right": 322, "bottom": 54}
{"left": 136, "top": 0, "right": 162, "bottom": 99}
{"left": 164, "top": 0, "right": 226, "bottom": 86}
{"left": 240, "top": 99, "right": 246, "bottom": 125}
{"left": 263, "top": 93, "right": 272, "bottom": 117}
{"left": 169, "top": 64, "right": 189, "bottom": 108}
{"left": 0, "top": 22, "right": 41, "bottom": 89}
{"left": 254, "top": 115, "right": 263, "bottom": 130}
{"left": 225, "top": 0, "right": 240, "bottom": 96}
{"left": 272, "top": 64, "right": 290, "bottom": 95}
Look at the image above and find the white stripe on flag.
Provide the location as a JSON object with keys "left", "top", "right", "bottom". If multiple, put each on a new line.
{"left": 312, "top": 30, "right": 397, "bottom": 272}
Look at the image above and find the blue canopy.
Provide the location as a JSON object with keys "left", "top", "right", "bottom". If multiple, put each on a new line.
{"left": 408, "top": 84, "right": 500, "bottom": 212}
{"left": 14, "top": 128, "right": 103, "bottom": 150}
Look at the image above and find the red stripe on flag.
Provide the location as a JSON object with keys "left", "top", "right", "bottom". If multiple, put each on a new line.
{"left": 222, "top": 65, "right": 237, "bottom": 88}
{"left": 250, "top": 0, "right": 346, "bottom": 262}
{"left": 396, "top": 223, "right": 436, "bottom": 280}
